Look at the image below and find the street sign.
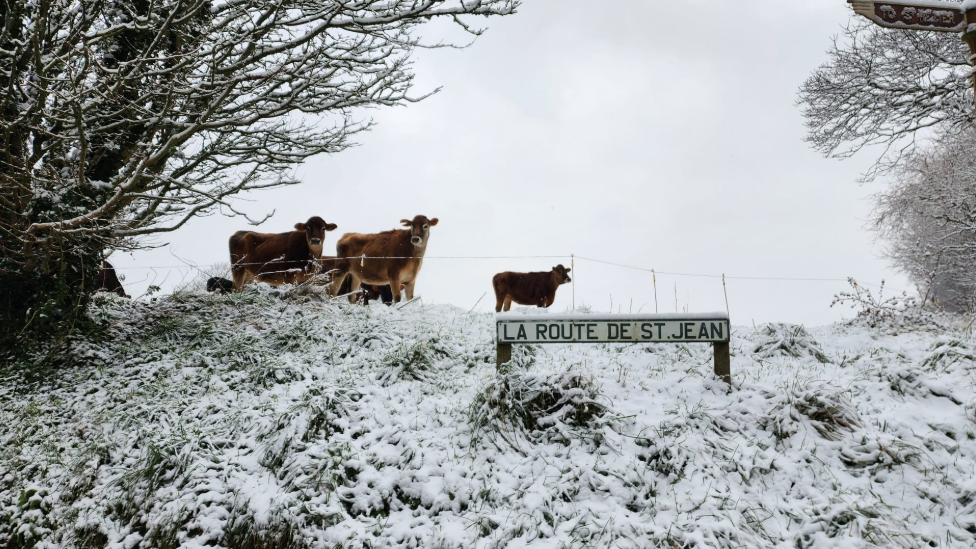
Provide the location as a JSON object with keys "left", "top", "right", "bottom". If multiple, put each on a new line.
{"left": 848, "top": 1, "right": 965, "bottom": 32}
{"left": 495, "top": 312, "right": 733, "bottom": 385}
{"left": 496, "top": 313, "right": 730, "bottom": 344}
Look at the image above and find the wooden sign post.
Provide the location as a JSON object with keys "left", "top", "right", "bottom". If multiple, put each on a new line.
{"left": 848, "top": 1, "right": 976, "bottom": 109}
{"left": 496, "top": 313, "right": 732, "bottom": 385}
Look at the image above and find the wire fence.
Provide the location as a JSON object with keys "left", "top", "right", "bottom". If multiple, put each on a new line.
{"left": 108, "top": 253, "right": 900, "bottom": 289}
{"left": 109, "top": 251, "right": 908, "bottom": 313}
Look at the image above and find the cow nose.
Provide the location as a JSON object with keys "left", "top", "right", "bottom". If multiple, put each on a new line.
{"left": 310, "top": 239, "right": 321, "bottom": 245}
{"left": 411, "top": 236, "right": 422, "bottom": 246}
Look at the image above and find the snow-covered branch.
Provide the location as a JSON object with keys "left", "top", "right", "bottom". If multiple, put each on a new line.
{"left": 1, "top": 0, "right": 518, "bottom": 248}
{"left": 798, "top": 19, "right": 972, "bottom": 180}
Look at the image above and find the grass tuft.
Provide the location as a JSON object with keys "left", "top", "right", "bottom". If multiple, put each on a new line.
{"left": 376, "top": 339, "right": 446, "bottom": 386}
{"left": 752, "top": 323, "right": 830, "bottom": 363}
{"left": 222, "top": 509, "right": 308, "bottom": 549}
{"left": 791, "top": 382, "right": 862, "bottom": 441}
{"left": 469, "top": 367, "right": 611, "bottom": 446}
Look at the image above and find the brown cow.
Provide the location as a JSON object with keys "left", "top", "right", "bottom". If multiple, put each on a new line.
{"left": 229, "top": 216, "right": 337, "bottom": 291}
{"left": 328, "top": 215, "right": 438, "bottom": 303}
{"left": 492, "top": 265, "right": 572, "bottom": 312}
{"left": 97, "top": 261, "right": 129, "bottom": 298}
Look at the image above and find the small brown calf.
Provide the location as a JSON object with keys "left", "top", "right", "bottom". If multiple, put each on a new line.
{"left": 492, "top": 265, "right": 572, "bottom": 312}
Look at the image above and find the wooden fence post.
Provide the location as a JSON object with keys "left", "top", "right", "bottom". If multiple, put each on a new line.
{"left": 496, "top": 342, "right": 512, "bottom": 371}
{"left": 713, "top": 342, "right": 731, "bottom": 385}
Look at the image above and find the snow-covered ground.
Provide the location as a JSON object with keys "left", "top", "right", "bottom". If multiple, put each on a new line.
{"left": 1, "top": 287, "right": 975, "bottom": 548}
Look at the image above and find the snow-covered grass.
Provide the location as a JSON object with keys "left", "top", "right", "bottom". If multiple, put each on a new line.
{"left": 2, "top": 286, "right": 976, "bottom": 548}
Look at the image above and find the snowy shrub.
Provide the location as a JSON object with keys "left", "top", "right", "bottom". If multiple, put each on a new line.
{"left": 259, "top": 383, "right": 359, "bottom": 472}
{"left": 886, "top": 369, "right": 964, "bottom": 404}
{"left": 636, "top": 438, "right": 690, "bottom": 481}
{"left": 920, "top": 339, "right": 974, "bottom": 373}
{"left": 761, "top": 382, "right": 862, "bottom": 443}
{"left": 752, "top": 323, "right": 830, "bottom": 363}
{"left": 145, "top": 505, "right": 310, "bottom": 549}
{"left": 795, "top": 499, "right": 917, "bottom": 549}
{"left": 495, "top": 341, "right": 536, "bottom": 375}
{"left": 840, "top": 434, "right": 921, "bottom": 470}
{"left": 375, "top": 339, "right": 448, "bottom": 386}
{"left": 791, "top": 383, "right": 862, "bottom": 441}
{"left": 831, "top": 278, "right": 943, "bottom": 331}
{"left": 110, "top": 436, "right": 195, "bottom": 525}
{"left": 468, "top": 369, "right": 611, "bottom": 445}
{"left": 759, "top": 395, "right": 800, "bottom": 444}
{"left": 220, "top": 509, "right": 308, "bottom": 549}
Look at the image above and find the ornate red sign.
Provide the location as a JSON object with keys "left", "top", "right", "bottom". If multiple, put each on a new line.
{"left": 849, "top": 1, "right": 965, "bottom": 32}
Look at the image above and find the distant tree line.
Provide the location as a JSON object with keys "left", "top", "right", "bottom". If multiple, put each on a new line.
{"left": 798, "top": 17, "right": 976, "bottom": 313}
{"left": 0, "top": 0, "right": 517, "bottom": 352}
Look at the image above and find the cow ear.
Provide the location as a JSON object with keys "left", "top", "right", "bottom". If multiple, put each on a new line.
{"left": 326, "top": 223, "right": 338, "bottom": 231}
{"left": 429, "top": 218, "right": 438, "bottom": 226}
{"left": 295, "top": 223, "right": 307, "bottom": 231}
{"left": 400, "top": 219, "right": 411, "bottom": 227}
{"left": 565, "top": 268, "right": 571, "bottom": 273}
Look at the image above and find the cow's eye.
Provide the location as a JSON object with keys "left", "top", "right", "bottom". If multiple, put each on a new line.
{"left": 423, "top": 224, "right": 428, "bottom": 229}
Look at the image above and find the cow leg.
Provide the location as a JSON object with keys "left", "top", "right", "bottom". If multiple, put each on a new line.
{"left": 495, "top": 293, "right": 504, "bottom": 313}
{"left": 380, "top": 285, "right": 395, "bottom": 305}
{"left": 388, "top": 273, "right": 402, "bottom": 303}
{"left": 232, "top": 268, "right": 247, "bottom": 292}
{"left": 346, "top": 272, "right": 363, "bottom": 304}
{"left": 503, "top": 296, "right": 513, "bottom": 312}
{"left": 403, "top": 280, "right": 416, "bottom": 301}
{"left": 234, "top": 269, "right": 256, "bottom": 292}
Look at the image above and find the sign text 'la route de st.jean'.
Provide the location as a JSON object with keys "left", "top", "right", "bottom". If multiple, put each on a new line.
{"left": 497, "top": 314, "right": 729, "bottom": 344}
{"left": 495, "top": 313, "right": 732, "bottom": 385}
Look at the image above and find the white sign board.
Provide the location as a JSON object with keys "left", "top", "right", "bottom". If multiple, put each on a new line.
{"left": 496, "top": 313, "right": 730, "bottom": 344}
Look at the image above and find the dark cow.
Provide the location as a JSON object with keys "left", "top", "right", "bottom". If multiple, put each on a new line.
{"left": 97, "top": 261, "right": 129, "bottom": 298}
{"left": 207, "top": 277, "right": 234, "bottom": 294}
{"left": 492, "top": 265, "right": 572, "bottom": 312}
{"left": 329, "top": 215, "right": 438, "bottom": 303}
{"left": 320, "top": 256, "right": 398, "bottom": 304}
{"left": 346, "top": 280, "right": 399, "bottom": 305}
{"left": 229, "top": 216, "right": 337, "bottom": 291}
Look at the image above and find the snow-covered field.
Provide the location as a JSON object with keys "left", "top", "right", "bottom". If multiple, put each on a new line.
{"left": 2, "top": 287, "right": 975, "bottom": 548}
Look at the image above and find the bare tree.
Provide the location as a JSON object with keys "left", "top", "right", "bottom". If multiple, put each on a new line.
{"left": 798, "top": 16, "right": 973, "bottom": 180}
{"left": 872, "top": 127, "right": 976, "bottom": 313}
{"left": 0, "top": 0, "right": 517, "bottom": 345}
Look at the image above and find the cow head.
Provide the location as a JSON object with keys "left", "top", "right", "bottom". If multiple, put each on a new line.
{"left": 552, "top": 264, "right": 572, "bottom": 285}
{"left": 400, "top": 215, "right": 438, "bottom": 248}
{"left": 295, "top": 216, "right": 337, "bottom": 255}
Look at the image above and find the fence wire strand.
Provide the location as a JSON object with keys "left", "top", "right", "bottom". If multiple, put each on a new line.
{"left": 107, "top": 253, "right": 904, "bottom": 292}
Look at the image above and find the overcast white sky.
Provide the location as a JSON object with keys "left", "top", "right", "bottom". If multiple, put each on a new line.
{"left": 113, "top": 0, "right": 911, "bottom": 326}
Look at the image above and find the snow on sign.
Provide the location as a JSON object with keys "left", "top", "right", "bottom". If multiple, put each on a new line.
{"left": 496, "top": 312, "right": 733, "bottom": 384}
{"left": 848, "top": 0, "right": 965, "bottom": 32}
